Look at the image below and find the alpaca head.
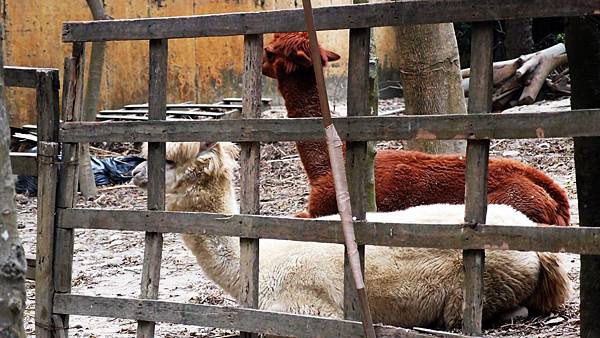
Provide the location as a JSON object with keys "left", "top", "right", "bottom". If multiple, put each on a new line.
{"left": 131, "top": 142, "right": 239, "bottom": 195}
{"left": 262, "top": 32, "right": 341, "bottom": 79}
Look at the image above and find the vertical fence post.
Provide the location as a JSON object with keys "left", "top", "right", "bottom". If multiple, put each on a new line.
{"left": 239, "top": 33, "right": 262, "bottom": 338}
{"left": 565, "top": 16, "right": 600, "bottom": 338}
{"left": 34, "top": 69, "right": 60, "bottom": 338}
{"left": 137, "top": 38, "right": 168, "bottom": 338}
{"left": 53, "top": 41, "right": 86, "bottom": 337}
{"left": 462, "top": 21, "right": 494, "bottom": 336}
{"left": 344, "top": 27, "right": 371, "bottom": 321}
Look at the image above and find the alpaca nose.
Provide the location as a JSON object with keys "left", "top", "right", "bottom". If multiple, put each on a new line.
{"left": 131, "top": 161, "right": 148, "bottom": 188}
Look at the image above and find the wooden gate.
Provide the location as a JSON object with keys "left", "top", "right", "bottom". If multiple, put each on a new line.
{"left": 34, "top": 1, "right": 600, "bottom": 337}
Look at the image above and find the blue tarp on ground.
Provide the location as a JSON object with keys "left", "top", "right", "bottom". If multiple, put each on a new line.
{"left": 15, "top": 152, "right": 145, "bottom": 194}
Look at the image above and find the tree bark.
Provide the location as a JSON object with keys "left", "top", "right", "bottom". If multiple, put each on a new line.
{"left": 565, "top": 15, "right": 600, "bottom": 338}
{"left": 78, "top": 0, "right": 110, "bottom": 197}
{"left": 395, "top": 23, "right": 467, "bottom": 154}
{"left": 0, "top": 26, "right": 27, "bottom": 338}
{"left": 83, "top": 0, "right": 108, "bottom": 121}
{"left": 504, "top": 19, "right": 534, "bottom": 59}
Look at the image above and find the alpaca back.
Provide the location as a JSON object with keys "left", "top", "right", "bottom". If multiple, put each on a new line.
{"left": 263, "top": 32, "right": 570, "bottom": 226}
{"left": 318, "top": 204, "right": 569, "bottom": 327}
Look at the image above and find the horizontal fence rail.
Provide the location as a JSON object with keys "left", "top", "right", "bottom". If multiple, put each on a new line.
{"left": 5, "top": 66, "right": 56, "bottom": 88}
{"left": 10, "top": 152, "right": 37, "bottom": 176}
{"left": 58, "top": 208, "right": 600, "bottom": 254}
{"left": 53, "top": 294, "right": 433, "bottom": 338}
{"left": 59, "top": 109, "right": 600, "bottom": 143}
{"left": 62, "top": 0, "right": 600, "bottom": 42}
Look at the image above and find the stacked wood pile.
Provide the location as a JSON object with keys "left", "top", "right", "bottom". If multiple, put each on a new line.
{"left": 96, "top": 98, "right": 272, "bottom": 121}
{"left": 461, "top": 43, "right": 569, "bottom": 111}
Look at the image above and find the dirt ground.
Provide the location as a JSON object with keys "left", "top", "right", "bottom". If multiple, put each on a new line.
{"left": 17, "top": 98, "right": 582, "bottom": 337}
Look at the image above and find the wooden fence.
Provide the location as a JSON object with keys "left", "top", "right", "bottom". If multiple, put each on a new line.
{"left": 5, "top": 66, "right": 60, "bottom": 282}
{"left": 35, "top": 1, "right": 600, "bottom": 337}
{"left": 7, "top": 66, "right": 59, "bottom": 177}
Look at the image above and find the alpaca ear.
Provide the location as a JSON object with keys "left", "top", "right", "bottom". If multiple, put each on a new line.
{"left": 141, "top": 142, "right": 149, "bottom": 159}
{"left": 324, "top": 49, "right": 341, "bottom": 62}
{"left": 292, "top": 50, "right": 313, "bottom": 68}
{"left": 264, "top": 46, "right": 277, "bottom": 61}
{"left": 197, "top": 142, "right": 217, "bottom": 157}
{"left": 222, "top": 142, "right": 240, "bottom": 160}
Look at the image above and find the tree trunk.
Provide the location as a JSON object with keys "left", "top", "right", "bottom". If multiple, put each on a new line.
{"left": 0, "top": 26, "right": 27, "bottom": 338}
{"left": 504, "top": 19, "right": 534, "bottom": 59}
{"left": 395, "top": 23, "right": 467, "bottom": 154}
{"left": 565, "top": 15, "right": 600, "bottom": 338}
{"left": 78, "top": 0, "right": 110, "bottom": 197}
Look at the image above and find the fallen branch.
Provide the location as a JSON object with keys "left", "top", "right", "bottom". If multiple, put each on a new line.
{"left": 462, "top": 43, "right": 569, "bottom": 110}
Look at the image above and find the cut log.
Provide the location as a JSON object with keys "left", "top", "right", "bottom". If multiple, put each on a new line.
{"left": 517, "top": 43, "right": 567, "bottom": 104}
{"left": 461, "top": 43, "right": 568, "bottom": 110}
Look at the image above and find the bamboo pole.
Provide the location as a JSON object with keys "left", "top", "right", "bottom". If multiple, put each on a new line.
{"left": 301, "top": 1, "right": 375, "bottom": 337}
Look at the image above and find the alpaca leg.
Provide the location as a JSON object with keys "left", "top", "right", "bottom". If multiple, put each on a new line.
{"left": 494, "top": 306, "right": 529, "bottom": 324}
{"left": 442, "top": 289, "right": 464, "bottom": 329}
{"left": 294, "top": 210, "right": 312, "bottom": 218}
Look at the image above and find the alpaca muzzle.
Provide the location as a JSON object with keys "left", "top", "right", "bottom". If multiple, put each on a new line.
{"left": 131, "top": 161, "right": 148, "bottom": 188}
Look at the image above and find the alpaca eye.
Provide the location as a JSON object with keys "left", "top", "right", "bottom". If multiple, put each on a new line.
{"left": 165, "top": 160, "right": 175, "bottom": 166}
{"left": 266, "top": 51, "right": 276, "bottom": 62}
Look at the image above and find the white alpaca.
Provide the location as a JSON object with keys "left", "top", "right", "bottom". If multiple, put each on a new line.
{"left": 132, "top": 142, "right": 570, "bottom": 329}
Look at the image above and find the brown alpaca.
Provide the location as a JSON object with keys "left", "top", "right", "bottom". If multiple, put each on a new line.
{"left": 262, "top": 32, "right": 570, "bottom": 226}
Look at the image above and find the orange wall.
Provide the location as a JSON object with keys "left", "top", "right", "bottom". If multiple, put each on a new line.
{"left": 2, "top": 0, "right": 399, "bottom": 126}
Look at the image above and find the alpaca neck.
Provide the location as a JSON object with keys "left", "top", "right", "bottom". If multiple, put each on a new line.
{"left": 169, "top": 177, "right": 242, "bottom": 299}
{"left": 180, "top": 234, "right": 241, "bottom": 299}
{"left": 278, "top": 71, "right": 332, "bottom": 182}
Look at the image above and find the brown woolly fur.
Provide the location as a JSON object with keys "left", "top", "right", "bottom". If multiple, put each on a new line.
{"left": 262, "top": 32, "right": 340, "bottom": 78}
{"left": 263, "top": 32, "right": 571, "bottom": 226}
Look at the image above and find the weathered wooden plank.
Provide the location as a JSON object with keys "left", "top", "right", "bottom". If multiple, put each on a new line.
{"left": 413, "top": 327, "right": 473, "bottom": 338}
{"left": 462, "top": 21, "right": 494, "bottom": 336}
{"left": 36, "top": 69, "right": 61, "bottom": 142}
{"left": 62, "top": 0, "right": 600, "bottom": 42}
{"left": 33, "top": 67, "right": 61, "bottom": 338}
{"left": 221, "top": 97, "right": 272, "bottom": 105}
{"left": 4, "top": 66, "right": 56, "bottom": 88}
{"left": 566, "top": 15, "right": 600, "bottom": 338}
{"left": 53, "top": 294, "right": 433, "bottom": 338}
{"left": 57, "top": 208, "right": 600, "bottom": 255}
{"left": 124, "top": 103, "right": 243, "bottom": 110}
{"left": 239, "top": 34, "right": 262, "bottom": 338}
{"left": 98, "top": 109, "right": 225, "bottom": 117}
{"left": 344, "top": 27, "right": 371, "bottom": 322}
{"left": 26, "top": 256, "right": 36, "bottom": 281}
{"left": 51, "top": 42, "right": 86, "bottom": 338}
{"left": 9, "top": 152, "right": 37, "bottom": 176}
{"left": 59, "top": 108, "right": 600, "bottom": 143}
{"left": 137, "top": 38, "right": 168, "bottom": 338}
